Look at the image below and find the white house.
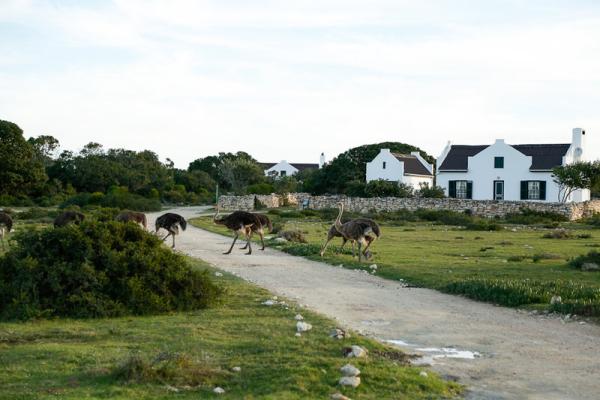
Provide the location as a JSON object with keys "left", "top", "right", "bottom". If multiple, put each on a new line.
{"left": 436, "top": 128, "right": 590, "bottom": 203}
{"left": 261, "top": 153, "right": 324, "bottom": 178}
{"left": 366, "top": 149, "right": 434, "bottom": 190}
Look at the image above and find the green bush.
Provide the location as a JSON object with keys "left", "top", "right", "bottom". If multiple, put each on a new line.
{"left": 465, "top": 221, "right": 503, "bottom": 231}
{"left": 14, "top": 207, "right": 58, "bottom": 221}
{"left": 0, "top": 221, "right": 222, "bottom": 320}
{"left": 415, "top": 209, "right": 473, "bottom": 226}
{"left": 416, "top": 183, "right": 445, "bottom": 198}
{"left": 569, "top": 250, "right": 600, "bottom": 270}
{"left": 542, "top": 229, "right": 572, "bottom": 239}
{"left": 504, "top": 208, "right": 568, "bottom": 225}
{"left": 585, "top": 214, "right": 600, "bottom": 227}
{"left": 61, "top": 191, "right": 161, "bottom": 212}
{"left": 365, "top": 180, "right": 413, "bottom": 198}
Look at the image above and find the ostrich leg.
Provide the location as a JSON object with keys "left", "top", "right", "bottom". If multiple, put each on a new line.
{"left": 224, "top": 233, "right": 239, "bottom": 255}
{"left": 171, "top": 231, "right": 176, "bottom": 248}
{"left": 336, "top": 238, "right": 348, "bottom": 254}
{"left": 357, "top": 241, "right": 362, "bottom": 262}
{"left": 245, "top": 238, "right": 253, "bottom": 255}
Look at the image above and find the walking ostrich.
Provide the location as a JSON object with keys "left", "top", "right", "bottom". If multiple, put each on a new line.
{"left": 213, "top": 206, "right": 260, "bottom": 255}
{"left": 155, "top": 213, "right": 187, "bottom": 248}
{"left": 0, "top": 211, "right": 13, "bottom": 250}
{"left": 116, "top": 211, "right": 147, "bottom": 229}
{"left": 320, "top": 223, "right": 376, "bottom": 257}
{"left": 320, "top": 202, "right": 380, "bottom": 262}
{"left": 54, "top": 211, "right": 85, "bottom": 228}
{"left": 240, "top": 213, "right": 272, "bottom": 251}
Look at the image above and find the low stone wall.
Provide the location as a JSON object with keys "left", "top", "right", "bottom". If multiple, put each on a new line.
{"left": 218, "top": 193, "right": 600, "bottom": 220}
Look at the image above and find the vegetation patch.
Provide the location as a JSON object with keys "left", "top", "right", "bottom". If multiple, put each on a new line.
{"left": 569, "top": 250, "right": 600, "bottom": 270}
{"left": 542, "top": 229, "right": 572, "bottom": 239}
{"left": 0, "top": 221, "right": 222, "bottom": 320}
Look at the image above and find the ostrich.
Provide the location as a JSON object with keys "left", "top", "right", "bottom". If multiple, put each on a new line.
{"left": 54, "top": 211, "right": 85, "bottom": 228}
{"left": 320, "top": 223, "right": 376, "bottom": 257}
{"left": 0, "top": 211, "right": 13, "bottom": 250}
{"left": 320, "top": 202, "right": 380, "bottom": 262}
{"left": 213, "top": 206, "right": 260, "bottom": 255}
{"left": 240, "top": 213, "right": 272, "bottom": 251}
{"left": 155, "top": 213, "right": 187, "bottom": 248}
{"left": 116, "top": 211, "right": 147, "bottom": 229}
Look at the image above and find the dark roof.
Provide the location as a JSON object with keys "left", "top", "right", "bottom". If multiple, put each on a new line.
{"left": 438, "top": 145, "right": 488, "bottom": 171}
{"left": 391, "top": 153, "right": 433, "bottom": 176}
{"left": 290, "top": 163, "right": 319, "bottom": 171}
{"left": 260, "top": 162, "right": 318, "bottom": 172}
{"left": 512, "top": 144, "right": 571, "bottom": 170}
{"left": 438, "top": 143, "right": 571, "bottom": 171}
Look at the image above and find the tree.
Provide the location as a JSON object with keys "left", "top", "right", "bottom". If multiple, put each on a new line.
{"left": 220, "top": 158, "right": 265, "bottom": 194}
{"left": 417, "top": 182, "right": 446, "bottom": 198}
{"left": 552, "top": 162, "right": 600, "bottom": 203}
{"left": 28, "top": 135, "right": 60, "bottom": 167}
{"left": 0, "top": 120, "right": 46, "bottom": 196}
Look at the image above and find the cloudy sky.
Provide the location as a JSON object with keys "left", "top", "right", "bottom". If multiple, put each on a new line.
{"left": 1, "top": 0, "right": 599, "bottom": 168}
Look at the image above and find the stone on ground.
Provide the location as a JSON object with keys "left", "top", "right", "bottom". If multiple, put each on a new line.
{"left": 340, "top": 364, "right": 360, "bottom": 377}
{"left": 296, "top": 321, "right": 313, "bottom": 332}
{"left": 338, "top": 376, "right": 361, "bottom": 388}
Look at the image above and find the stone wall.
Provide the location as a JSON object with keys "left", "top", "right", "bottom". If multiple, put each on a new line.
{"left": 218, "top": 193, "right": 600, "bottom": 220}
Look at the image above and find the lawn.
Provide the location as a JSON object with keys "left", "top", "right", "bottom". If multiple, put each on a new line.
{"left": 191, "top": 210, "right": 600, "bottom": 316}
{"left": 0, "top": 258, "right": 461, "bottom": 400}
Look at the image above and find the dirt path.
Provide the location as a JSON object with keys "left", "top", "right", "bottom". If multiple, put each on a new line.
{"left": 151, "top": 207, "right": 600, "bottom": 400}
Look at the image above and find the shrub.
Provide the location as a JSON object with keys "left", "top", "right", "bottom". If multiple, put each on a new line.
{"left": 61, "top": 191, "right": 161, "bottom": 212}
{"left": 247, "top": 183, "right": 274, "bottom": 195}
{"left": 415, "top": 209, "right": 472, "bottom": 226}
{"left": 585, "top": 213, "right": 600, "bottom": 227}
{"left": 465, "top": 221, "right": 503, "bottom": 231}
{"left": 0, "top": 221, "right": 222, "bottom": 320}
{"left": 504, "top": 208, "right": 567, "bottom": 225}
{"left": 416, "top": 182, "right": 445, "bottom": 198}
{"left": 569, "top": 250, "right": 600, "bottom": 270}
{"left": 542, "top": 229, "right": 572, "bottom": 239}
{"left": 507, "top": 255, "right": 527, "bottom": 262}
{"left": 365, "top": 180, "right": 413, "bottom": 198}
{"left": 577, "top": 233, "right": 593, "bottom": 239}
{"left": 14, "top": 207, "right": 57, "bottom": 221}
{"left": 278, "top": 230, "right": 307, "bottom": 243}
{"left": 532, "top": 253, "right": 562, "bottom": 263}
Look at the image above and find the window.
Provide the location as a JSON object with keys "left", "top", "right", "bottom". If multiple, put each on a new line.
{"left": 280, "top": 170, "right": 287, "bottom": 177}
{"left": 449, "top": 180, "right": 472, "bottom": 199}
{"left": 520, "top": 180, "right": 546, "bottom": 200}
{"left": 494, "top": 157, "right": 504, "bottom": 168}
{"left": 528, "top": 181, "right": 540, "bottom": 200}
{"left": 382, "top": 161, "right": 386, "bottom": 169}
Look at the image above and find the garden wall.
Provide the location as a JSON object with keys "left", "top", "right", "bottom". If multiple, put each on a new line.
{"left": 218, "top": 193, "right": 600, "bottom": 220}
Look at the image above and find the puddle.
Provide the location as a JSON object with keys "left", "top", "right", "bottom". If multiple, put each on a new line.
{"left": 386, "top": 340, "right": 481, "bottom": 363}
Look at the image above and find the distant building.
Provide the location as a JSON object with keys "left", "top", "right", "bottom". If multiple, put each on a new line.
{"left": 366, "top": 149, "right": 434, "bottom": 190}
{"left": 261, "top": 154, "right": 324, "bottom": 178}
{"left": 436, "top": 128, "right": 590, "bottom": 203}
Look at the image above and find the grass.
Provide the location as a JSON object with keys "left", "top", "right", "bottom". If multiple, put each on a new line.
{"left": 191, "top": 213, "right": 600, "bottom": 316}
{"left": 0, "top": 258, "right": 461, "bottom": 400}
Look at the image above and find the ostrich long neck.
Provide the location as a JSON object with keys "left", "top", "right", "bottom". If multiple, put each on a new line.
{"left": 334, "top": 203, "right": 344, "bottom": 231}
{"left": 213, "top": 206, "right": 223, "bottom": 225}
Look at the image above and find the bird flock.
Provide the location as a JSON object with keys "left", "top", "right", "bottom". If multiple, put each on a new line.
{"left": 2, "top": 202, "right": 380, "bottom": 261}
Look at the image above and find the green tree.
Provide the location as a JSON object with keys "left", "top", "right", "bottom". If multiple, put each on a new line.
{"left": 0, "top": 120, "right": 46, "bottom": 196}
{"left": 364, "top": 180, "right": 414, "bottom": 198}
{"left": 220, "top": 158, "right": 264, "bottom": 194}
{"left": 553, "top": 161, "right": 600, "bottom": 202}
{"left": 28, "top": 135, "right": 60, "bottom": 167}
{"left": 417, "top": 182, "right": 446, "bottom": 198}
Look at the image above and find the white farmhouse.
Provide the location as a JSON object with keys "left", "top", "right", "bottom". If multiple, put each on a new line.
{"left": 261, "top": 153, "right": 324, "bottom": 178}
{"left": 436, "top": 128, "right": 590, "bottom": 203}
{"left": 366, "top": 149, "right": 434, "bottom": 190}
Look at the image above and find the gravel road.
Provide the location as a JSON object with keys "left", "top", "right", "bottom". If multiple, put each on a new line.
{"left": 150, "top": 207, "right": 600, "bottom": 400}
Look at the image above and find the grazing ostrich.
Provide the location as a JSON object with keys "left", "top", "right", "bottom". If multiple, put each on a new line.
{"left": 155, "top": 213, "right": 187, "bottom": 248}
{"left": 116, "top": 211, "right": 147, "bottom": 229}
{"left": 240, "top": 213, "right": 272, "bottom": 251}
{"left": 0, "top": 211, "right": 13, "bottom": 250}
{"left": 320, "top": 223, "right": 376, "bottom": 257}
{"left": 54, "top": 211, "right": 85, "bottom": 228}
{"left": 320, "top": 202, "right": 380, "bottom": 262}
{"left": 213, "top": 206, "right": 260, "bottom": 255}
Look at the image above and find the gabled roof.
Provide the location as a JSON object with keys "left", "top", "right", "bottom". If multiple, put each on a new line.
{"left": 260, "top": 162, "right": 277, "bottom": 170}
{"left": 438, "top": 143, "right": 571, "bottom": 172}
{"left": 391, "top": 153, "right": 433, "bottom": 176}
{"left": 438, "top": 145, "right": 488, "bottom": 171}
{"left": 512, "top": 144, "right": 571, "bottom": 170}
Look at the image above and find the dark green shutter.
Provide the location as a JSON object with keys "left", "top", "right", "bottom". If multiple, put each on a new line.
{"left": 539, "top": 181, "right": 546, "bottom": 200}
{"left": 466, "top": 182, "right": 473, "bottom": 199}
{"left": 449, "top": 181, "right": 456, "bottom": 198}
{"left": 520, "top": 181, "right": 528, "bottom": 200}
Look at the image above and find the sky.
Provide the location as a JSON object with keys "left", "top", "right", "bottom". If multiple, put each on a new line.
{"left": 1, "top": 0, "right": 599, "bottom": 168}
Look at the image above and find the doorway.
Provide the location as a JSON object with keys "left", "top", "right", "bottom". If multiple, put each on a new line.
{"left": 494, "top": 180, "right": 504, "bottom": 201}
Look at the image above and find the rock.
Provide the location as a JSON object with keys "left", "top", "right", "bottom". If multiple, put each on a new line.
{"left": 295, "top": 332, "right": 302, "bottom": 337}
{"left": 214, "top": 272, "right": 223, "bottom": 277}
{"left": 369, "top": 264, "right": 377, "bottom": 270}
{"left": 294, "top": 314, "right": 304, "bottom": 321}
{"left": 344, "top": 345, "right": 367, "bottom": 358}
{"left": 213, "top": 387, "right": 225, "bottom": 394}
{"left": 262, "top": 300, "right": 276, "bottom": 306}
{"left": 330, "top": 393, "right": 352, "bottom": 400}
{"left": 232, "top": 366, "right": 241, "bottom": 372}
{"left": 165, "top": 385, "right": 179, "bottom": 392}
{"left": 338, "top": 376, "right": 361, "bottom": 388}
{"left": 582, "top": 263, "right": 600, "bottom": 271}
{"left": 419, "top": 371, "right": 428, "bottom": 378}
{"left": 330, "top": 328, "right": 349, "bottom": 339}
{"left": 550, "top": 295, "right": 562, "bottom": 305}
{"left": 296, "top": 321, "right": 312, "bottom": 332}
{"left": 274, "top": 237, "right": 287, "bottom": 243}
{"left": 340, "top": 364, "right": 360, "bottom": 377}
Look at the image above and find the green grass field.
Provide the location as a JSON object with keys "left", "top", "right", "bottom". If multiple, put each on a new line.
{"left": 191, "top": 212, "right": 600, "bottom": 316}
{"left": 0, "top": 258, "right": 461, "bottom": 400}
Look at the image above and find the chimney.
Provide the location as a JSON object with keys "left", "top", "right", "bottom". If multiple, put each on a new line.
{"left": 572, "top": 128, "right": 586, "bottom": 161}
{"left": 319, "top": 152, "right": 326, "bottom": 168}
